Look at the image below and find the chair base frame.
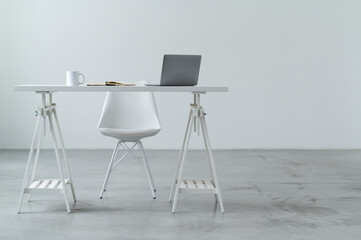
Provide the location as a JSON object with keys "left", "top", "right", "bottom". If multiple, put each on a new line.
{"left": 17, "top": 92, "right": 76, "bottom": 213}
{"left": 169, "top": 92, "right": 225, "bottom": 214}
{"left": 99, "top": 140, "right": 156, "bottom": 199}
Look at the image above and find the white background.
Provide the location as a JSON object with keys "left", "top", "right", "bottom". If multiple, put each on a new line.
{"left": 1, "top": 0, "right": 361, "bottom": 149}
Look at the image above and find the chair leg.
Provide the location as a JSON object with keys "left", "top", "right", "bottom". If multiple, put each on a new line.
{"left": 137, "top": 141, "right": 156, "bottom": 199}
{"left": 100, "top": 141, "right": 120, "bottom": 199}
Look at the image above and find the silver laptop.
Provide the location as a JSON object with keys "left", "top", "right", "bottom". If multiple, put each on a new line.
{"left": 148, "top": 54, "right": 202, "bottom": 86}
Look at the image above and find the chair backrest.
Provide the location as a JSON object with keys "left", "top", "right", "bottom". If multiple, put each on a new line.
{"left": 98, "top": 81, "right": 161, "bottom": 130}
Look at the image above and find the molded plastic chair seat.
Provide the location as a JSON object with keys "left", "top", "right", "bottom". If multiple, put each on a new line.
{"left": 98, "top": 127, "right": 160, "bottom": 142}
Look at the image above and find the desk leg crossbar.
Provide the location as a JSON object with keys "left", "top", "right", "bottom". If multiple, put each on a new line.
{"left": 169, "top": 92, "right": 224, "bottom": 213}
{"left": 17, "top": 92, "right": 76, "bottom": 213}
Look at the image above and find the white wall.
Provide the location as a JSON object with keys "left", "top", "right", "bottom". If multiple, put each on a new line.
{"left": 1, "top": 0, "right": 361, "bottom": 149}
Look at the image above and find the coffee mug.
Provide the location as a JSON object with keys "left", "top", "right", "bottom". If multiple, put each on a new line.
{"left": 66, "top": 71, "right": 85, "bottom": 86}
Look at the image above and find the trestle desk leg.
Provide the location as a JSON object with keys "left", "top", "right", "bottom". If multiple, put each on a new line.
{"left": 17, "top": 113, "right": 41, "bottom": 213}
{"left": 169, "top": 109, "right": 193, "bottom": 202}
{"left": 200, "top": 114, "right": 224, "bottom": 213}
{"left": 28, "top": 116, "right": 44, "bottom": 202}
{"left": 172, "top": 110, "right": 195, "bottom": 213}
{"left": 48, "top": 112, "right": 71, "bottom": 213}
{"left": 53, "top": 109, "right": 76, "bottom": 202}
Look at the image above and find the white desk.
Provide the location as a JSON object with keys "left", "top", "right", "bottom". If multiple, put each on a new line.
{"left": 14, "top": 85, "right": 228, "bottom": 213}
{"left": 13, "top": 85, "right": 227, "bottom": 93}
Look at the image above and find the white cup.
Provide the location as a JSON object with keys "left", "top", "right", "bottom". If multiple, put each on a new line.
{"left": 66, "top": 71, "right": 85, "bottom": 86}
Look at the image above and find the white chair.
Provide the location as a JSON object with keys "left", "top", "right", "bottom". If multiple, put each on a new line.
{"left": 97, "top": 81, "right": 161, "bottom": 199}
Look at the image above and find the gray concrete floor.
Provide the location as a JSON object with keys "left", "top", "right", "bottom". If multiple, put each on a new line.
{"left": 0, "top": 149, "right": 361, "bottom": 239}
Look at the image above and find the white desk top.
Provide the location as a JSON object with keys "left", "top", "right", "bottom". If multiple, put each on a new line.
{"left": 13, "top": 85, "right": 228, "bottom": 93}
